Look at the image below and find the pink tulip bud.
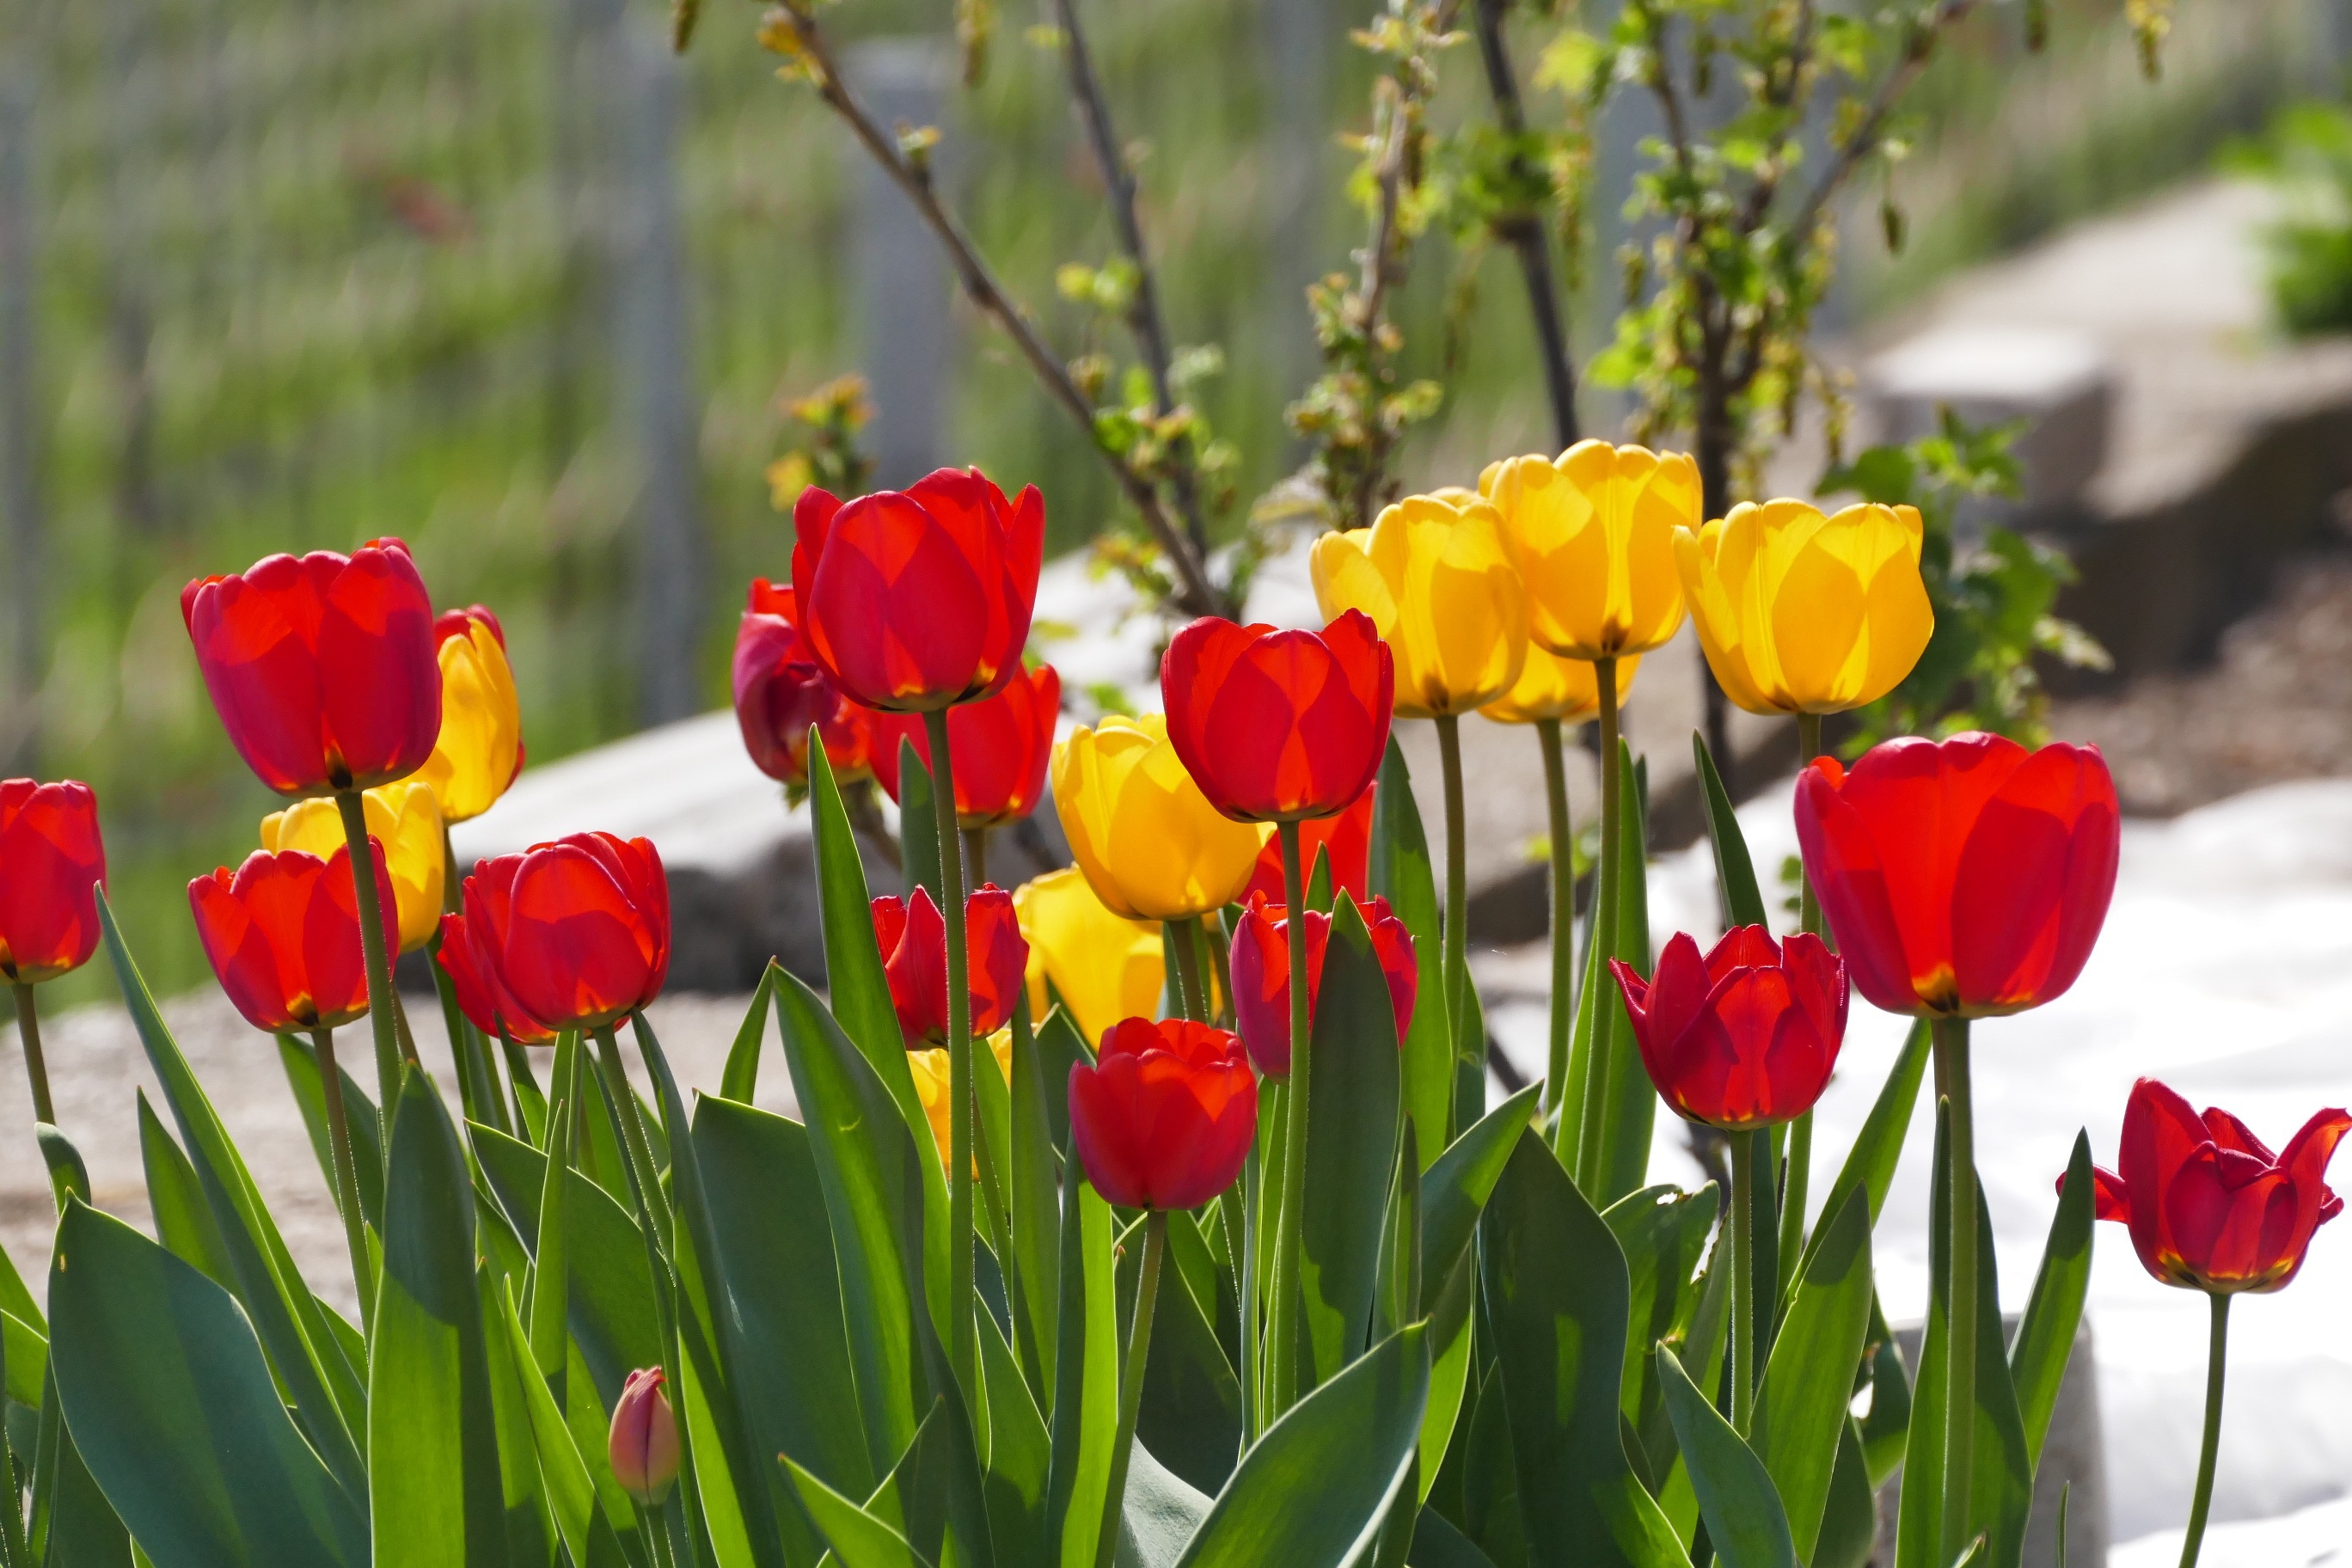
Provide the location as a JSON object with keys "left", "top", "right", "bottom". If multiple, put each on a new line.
{"left": 609, "top": 1367, "right": 680, "bottom": 1506}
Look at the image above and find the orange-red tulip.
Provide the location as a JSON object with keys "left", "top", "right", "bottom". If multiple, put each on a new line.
{"left": 1611, "top": 926, "right": 1847, "bottom": 1132}
{"left": 1160, "top": 611, "right": 1393, "bottom": 824}
{"left": 872, "top": 884, "right": 1027, "bottom": 1048}
{"left": 0, "top": 780, "right": 107, "bottom": 985}
{"left": 462, "top": 833, "right": 670, "bottom": 1032}
{"left": 189, "top": 844, "right": 399, "bottom": 1034}
{"left": 434, "top": 911, "right": 555, "bottom": 1045}
{"left": 1227, "top": 891, "right": 1417, "bottom": 1077}
{"left": 1243, "top": 780, "right": 1373, "bottom": 905}
{"left": 869, "top": 663, "right": 1059, "bottom": 830}
{"left": 1069, "top": 1017, "right": 1257, "bottom": 1210}
{"left": 732, "top": 579, "right": 874, "bottom": 787}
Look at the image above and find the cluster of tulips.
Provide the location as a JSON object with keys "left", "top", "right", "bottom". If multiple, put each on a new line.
{"left": 0, "top": 444, "right": 2343, "bottom": 1568}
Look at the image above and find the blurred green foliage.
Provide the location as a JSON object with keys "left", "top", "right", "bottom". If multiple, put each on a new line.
{"left": 2226, "top": 96, "right": 2352, "bottom": 336}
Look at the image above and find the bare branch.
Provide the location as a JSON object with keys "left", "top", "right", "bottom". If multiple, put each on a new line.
{"left": 1471, "top": 0, "right": 1579, "bottom": 450}
{"left": 1787, "top": 0, "right": 1987, "bottom": 245}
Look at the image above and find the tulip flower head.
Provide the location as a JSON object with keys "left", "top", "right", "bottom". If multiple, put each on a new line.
{"left": 1013, "top": 868, "right": 1164, "bottom": 1045}
{"left": 790, "top": 469, "right": 1044, "bottom": 713}
{"left": 869, "top": 663, "right": 1060, "bottom": 830}
{"left": 181, "top": 538, "right": 443, "bottom": 796}
{"left": 2076, "top": 1079, "right": 2351, "bottom": 1295}
{"left": 732, "top": 579, "right": 873, "bottom": 789}
{"left": 462, "top": 833, "right": 670, "bottom": 1032}
{"left": 262, "top": 781, "right": 445, "bottom": 954}
{"left": 1675, "top": 499, "right": 1933, "bottom": 716}
{"left": 1478, "top": 646, "right": 1640, "bottom": 726}
{"left": 1242, "top": 781, "right": 1372, "bottom": 905}
{"left": 189, "top": 843, "right": 399, "bottom": 1034}
{"left": 909, "top": 1028, "right": 1015, "bottom": 1174}
{"left": 1228, "top": 891, "right": 1417, "bottom": 1077}
{"left": 0, "top": 780, "right": 107, "bottom": 985}
{"left": 1795, "top": 733, "right": 2120, "bottom": 1019}
{"left": 1053, "top": 714, "right": 1269, "bottom": 921}
{"left": 1069, "top": 1017, "right": 1257, "bottom": 1211}
{"left": 608, "top": 1368, "right": 681, "bottom": 1507}
{"left": 1479, "top": 440, "right": 1698, "bottom": 661}
{"left": 433, "top": 911, "right": 556, "bottom": 1046}
{"left": 1610, "top": 927, "right": 1847, "bottom": 1132}
{"left": 1310, "top": 490, "right": 1528, "bottom": 718}
{"left": 413, "top": 606, "right": 525, "bottom": 823}
{"left": 873, "top": 884, "right": 1028, "bottom": 1048}
{"left": 1161, "top": 611, "right": 1393, "bottom": 824}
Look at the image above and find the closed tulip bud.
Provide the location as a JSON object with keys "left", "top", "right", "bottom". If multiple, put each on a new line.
{"left": 0, "top": 780, "right": 107, "bottom": 984}
{"left": 433, "top": 912, "right": 555, "bottom": 1046}
{"left": 870, "top": 663, "right": 1059, "bottom": 829}
{"left": 873, "top": 884, "right": 1028, "bottom": 1048}
{"left": 908, "top": 1028, "right": 1015, "bottom": 1174}
{"left": 608, "top": 1368, "right": 681, "bottom": 1506}
{"left": 1610, "top": 927, "right": 1847, "bottom": 1132}
{"left": 413, "top": 607, "right": 526, "bottom": 822}
{"left": 181, "top": 538, "right": 442, "bottom": 796}
{"left": 1013, "top": 868, "right": 1163, "bottom": 1045}
{"left": 1794, "top": 734, "right": 2120, "bottom": 1019}
{"left": 462, "top": 833, "right": 670, "bottom": 1032}
{"left": 1310, "top": 491, "right": 1528, "bottom": 718}
{"left": 1478, "top": 646, "right": 1640, "bottom": 726}
{"left": 1479, "top": 441, "right": 1698, "bottom": 660}
{"left": 189, "top": 844, "right": 399, "bottom": 1034}
{"left": 732, "top": 579, "right": 873, "bottom": 788}
{"left": 1675, "top": 499, "right": 1934, "bottom": 715}
{"left": 1069, "top": 1018, "right": 1256, "bottom": 1211}
{"left": 1228, "top": 892, "right": 1417, "bottom": 1078}
{"left": 262, "top": 781, "right": 444, "bottom": 954}
{"left": 791, "top": 469, "right": 1044, "bottom": 713}
{"left": 1052, "top": 715, "right": 1268, "bottom": 922}
{"left": 2072, "top": 1079, "right": 2351, "bottom": 1295}
{"left": 1242, "top": 781, "right": 1372, "bottom": 905}
{"left": 1160, "top": 611, "right": 1393, "bottom": 824}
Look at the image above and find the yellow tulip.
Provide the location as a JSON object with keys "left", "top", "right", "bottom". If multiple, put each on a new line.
{"left": 1310, "top": 491, "right": 1528, "bottom": 719}
{"left": 1479, "top": 439, "right": 1700, "bottom": 660}
{"left": 1674, "top": 499, "right": 1934, "bottom": 715}
{"left": 909, "top": 1029, "right": 1014, "bottom": 1174}
{"left": 1052, "top": 715, "right": 1268, "bottom": 922}
{"left": 412, "top": 612, "right": 524, "bottom": 824}
{"left": 1014, "top": 868, "right": 1164, "bottom": 1044}
{"left": 1479, "top": 646, "right": 1642, "bottom": 726}
{"left": 262, "top": 781, "right": 446, "bottom": 953}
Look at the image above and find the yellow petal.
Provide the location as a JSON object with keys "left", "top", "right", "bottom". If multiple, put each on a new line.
{"left": 1321, "top": 493, "right": 1528, "bottom": 719}
{"left": 1014, "top": 867, "right": 1164, "bottom": 1044}
{"left": 413, "top": 620, "right": 524, "bottom": 824}
{"left": 260, "top": 782, "right": 447, "bottom": 952}
{"left": 1488, "top": 440, "right": 1694, "bottom": 660}
{"left": 1051, "top": 716, "right": 1266, "bottom": 921}
{"left": 1479, "top": 646, "right": 1641, "bottom": 725}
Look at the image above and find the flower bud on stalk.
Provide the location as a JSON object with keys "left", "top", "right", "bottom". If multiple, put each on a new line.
{"left": 609, "top": 1368, "right": 681, "bottom": 1508}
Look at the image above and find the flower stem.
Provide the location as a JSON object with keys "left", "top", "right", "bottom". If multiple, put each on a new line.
{"left": 1436, "top": 714, "right": 1471, "bottom": 1130}
{"left": 528, "top": 1033, "right": 581, "bottom": 1386}
{"left": 2179, "top": 1292, "right": 2231, "bottom": 1568}
{"left": 1265, "top": 820, "right": 1313, "bottom": 1417}
{"left": 11, "top": 982, "right": 52, "bottom": 1128}
{"left": 1222, "top": 1179, "right": 1256, "bottom": 1448}
{"left": 1196, "top": 913, "right": 1230, "bottom": 1029}
{"left": 1730, "top": 1126, "right": 1761, "bottom": 1431}
{"left": 1569, "top": 655, "right": 1621, "bottom": 1181}
{"left": 1534, "top": 718, "right": 1574, "bottom": 1120}
{"left": 309, "top": 1028, "right": 377, "bottom": 1332}
{"left": 335, "top": 789, "right": 411, "bottom": 1124}
{"left": 963, "top": 827, "right": 987, "bottom": 890}
{"left": 1169, "top": 916, "right": 1208, "bottom": 1024}
{"left": 1095, "top": 1210, "right": 1167, "bottom": 1568}
{"left": 1935, "top": 1014, "right": 1978, "bottom": 1565}
{"left": 925, "top": 706, "right": 977, "bottom": 1396}
{"left": 595, "top": 1025, "right": 671, "bottom": 1254}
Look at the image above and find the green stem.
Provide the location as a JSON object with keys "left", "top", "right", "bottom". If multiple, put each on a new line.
{"left": 1095, "top": 1211, "right": 1168, "bottom": 1568}
{"left": 1730, "top": 1127, "right": 1761, "bottom": 1432}
{"left": 1265, "top": 820, "right": 1313, "bottom": 1417}
{"left": 1535, "top": 718, "right": 1574, "bottom": 1120}
{"left": 502, "top": 1030, "right": 547, "bottom": 1146}
{"left": 528, "top": 1033, "right": 581, "bottom": 1386}
{"left": 1572, "top": 656, "right": 1621, "bottom": 1188}
{"left": 925, "top": 707, "right": 977, "bottom": 1395}
{"left": 1199, "top": 910, "right": 1233, "bottom": 1030}
{"left": 1936, "top": 1015, "right": 1978, "bottom": 1565}
{"left": 1169, "top": 916, "right": 1209, "bottom": 1024}
{"left": 335, "top": 790, "right": 411, "bottom": 1125}
{"left": 595, "top": 1025, "right": 671, "bottom": 1254}
{"left": 311, "top": 1028, "right": 377, "bottom": 1334}
{"left": 2178, "top": 1292, "right": 2231, "bottom": 1568}
{"left": 10, "top": 983, "right": 52, "bottom": 1128}
{"left": 964, "top": 827, "right": 986, "bottom": 891}
{"left": 1223, "top": 1179, "right": 1257, "bottom": 1448}
{"left": 1777, "top": 1112, "right": 1811, "bottom": 1308}
{"left": 1436, "top": 714, "right": 1471, "bottom": 1120}
{"left": 1795, "top": 713, "right": 1823, "bottom": 936}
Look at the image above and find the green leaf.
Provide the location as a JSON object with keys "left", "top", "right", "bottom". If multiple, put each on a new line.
{"left": 1811, "top": 1421, "right": 1877, "bottom": 1568}
{"left": 28, "top": 1355, "right": 130, "bottom": 1568}
{"left": 1798, "top": 1021, "right": 1929, "bottom": 1286}
{"left": 1008, "top": 993, "right": 1062, "bottom": 1403}
{"left": 36, "top": 1124, "right": 89, "bottom": 1208}
{"left": 475, "top": 1265, "right": 558, "bottom": 1568}
{"left": 371, "top": 1069, "right": 512, "bottom": 1566}
{"left": 1172, "top": 1324, "right": 1431, "bottom": 1568}
{"left": 978, "top": 1305, "right": 1053, "bottom": 1564}
{"left": 1035, "top": 1004, "right": 1093, "bottom": 1156}
{"left": 137, "top": 1092, "right": 239, "bottom": 1294}
{"left": 1047, "top": 1180, "right": 1119, "bottom": 1568}
{"left": 1859, "top": 1295, "right": 1911, "bottom": 1489}
{"left": 490, "top": 1278, "right": 636, "bottom": 1567}
{"left": 1412, "top": 1087, "right": 1538, "bottom": 1492}
{"left": 1478, "top": 1131, "right": 1689, "bottom": 1568}
{"left": 1300, "top": 895, "right": 1405, "bottom": 1387}
{"left": 1603, "top": 1183, "right": 1718, "bottom": 1436}
{"left": 1565, "top": 745, "right": 1654, "bottom": 1205}
{"left": 1654, "top": 1347, "right": 1797, "bottom": 1568}
{"left": 1410, "top": 1505, "right": 1503, "bottom": 1568}
{"left": 785, "top": 1458, "right": 934, "bottom": 1568}
{"left": 895, "top": 738, "right": 944, "bottom": 907}
{"left": 275, "top": 1034, "right": 385, "bottom": 1229}
{"left": 1754, "top": 1187, "right": 1873, "bottom": 1560}
{"left": 1692, "top": 733, "right": 1766, "bottom": 928}
{"left": 49, "top": 1199, "right": 368, "bottom": 1565}
{"left": 719, "top": 964, "right": 781, "bottom": 1104}
{"left": 1129, "top": 1216, "right": 1243, "bottom": 1498}
{"left": 1, "top": 1309, "right": 45, "bottom": 1415}
{"left": 1369, "top": 738, "right": 1451, "bottom": 1170}
{"left": 2011, "top": 1133, "right": 2095, "bottom": 1471}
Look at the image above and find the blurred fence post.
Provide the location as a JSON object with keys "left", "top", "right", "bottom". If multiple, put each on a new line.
{"left": 0, "top": 69, "right": 40, "bottom": 773}
{"left": 842, "top": 39, "right": 952, "bottom": 489}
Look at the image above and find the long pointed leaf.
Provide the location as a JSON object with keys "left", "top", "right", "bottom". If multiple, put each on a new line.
{"left": 1692, "top": 733, "right": 1766, "bottom": 929}
{"left": 1654, "top": 1346, "right": 1797, "bottom": 1568}
{"left": 1369, "top": 738, "right": 1451, "bottom": 1169}
{"left": 1797, "top": 1021, "right": 1929, "bottom": 1287}
{"left": 718, "top": 964, "right": 781, "bottom": 1105}
{"left": 1754, "top": 1187, "right": 1873, "bottom": 1561}
{"left": 2011, "top": 1133, "right": 2094, "bottom": 1471}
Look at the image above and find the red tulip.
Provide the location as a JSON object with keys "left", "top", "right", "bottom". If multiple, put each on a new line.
{"left": 462, "top": 833, "right": 670, "bottom": 1032}
{"left": 790, "top": 469, "right": 1044, "bottom": 714}
{"left": 181, "top": 538, "right": 442, "bottom": 796}
{"left": 189, "top": 844, "right": 400, "bottom": 1034}
{"left": 1227, "top": 891, "right": 1417, "bottom": 1077}
{"left": 608, "top": 1367, "right": 681, "bottom": 1506}
{"left": 1243, "top": 779, "right": 1373, "bottom": 905}
{"left": 1793, "top": 733, "right": 2120, "bottom": 1019}
{"left": 1608, "top": 926, "right": 1847, "bottom": 1132}
{"left": 1069, "top": 1017, "right": 1257, "bottom": 1210}
{"left": 868, "top": 664, "right": 1059, "bottom": 830}
{"left": 433, "top": 912, "right": 555, "bottom": 1046}
{"left": 872, "top": 884, "right": 1027, "bottom": 1048}
{"left": 1161, "top": 611, "right": 1393, "bottom": 824}
{"left": 2068, "top": 1078, "right": 2351, "bottom": 1295}
{"left": 0, "top": 780, "right": 107, "bottom": 985}
{"left": 732, "top": 579, "right": 874, "bottom": 787}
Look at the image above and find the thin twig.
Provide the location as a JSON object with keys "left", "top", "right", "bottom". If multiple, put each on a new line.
{"left": 1787, "top": 0, "right": 1986, "bottom": 244}
{"left": 1471, "top": 0, "right": 1578, "bottom": 450}
{"left": 1343, "top": 97, "right": 1412, "bottom": 529}
{"left": 782, "top": 2, "right": 1222, "bottom": 616}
